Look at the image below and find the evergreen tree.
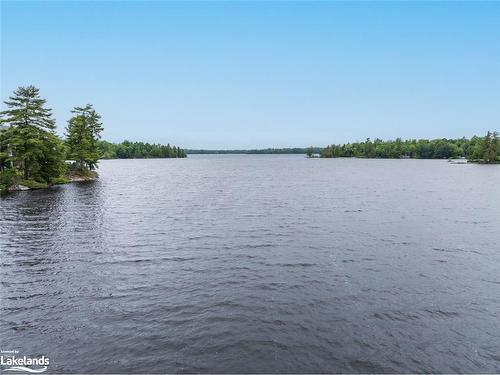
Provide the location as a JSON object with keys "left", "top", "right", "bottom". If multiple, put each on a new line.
{"left": 38, "top": 132, "right": 66, "bottom": 182}
{"left": 478, "top": 131, "right": 492, "bottom": 161}
{"left": 0, "top": 125, "right": 13, "bottom": 172}
{"left": 1, "top": 86, "right": 55, "bottom": 131}
{"left": 483, "top": 131, "right": 499, "bottom": 163}
{"left": 0, "top": 85, "right": 64, "bottom": 181}
{"left": 66, "top": 104, "right": 103, "bottom": 170}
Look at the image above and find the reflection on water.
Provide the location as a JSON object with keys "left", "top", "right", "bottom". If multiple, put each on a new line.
{"left": 1, "top": 156, "right": 500, "bottom": 373}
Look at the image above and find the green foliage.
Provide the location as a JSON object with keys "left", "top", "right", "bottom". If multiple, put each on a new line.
{"left": 97, "top": 140, "right": 187, "bottom": 159}
{"left": 38, "top": 131, "right": 67, "bottom": 182}
{"left": 306, "top": 147, "right": 313, "bottom": 158}
{"left": 66, "top": 104, "right": 103, "bottom": 170}
{"left": 0, "top": 168, "right": 21, "bottom": 192}
{"left": 320, "top": 133, "right": 499, "bottom": 162}
{"left": 469, "top": 131, "right": 500, "bottom": 163}
{"left": 1, "top": 86, "right": 55, "bottom": 131}
{"left": 51, "top": 176, "right": 70, "bottom": 184}
{"left": 0, "top": 85, "right": 66, "bottom": 182}
{"left": 17, "top": 179, "right": 49, "bottom": 189}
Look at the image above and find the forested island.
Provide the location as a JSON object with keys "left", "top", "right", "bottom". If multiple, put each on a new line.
{"left": 0, "top": 86, "right": 101, "bottom": 193}
{"left": 0, "top": 86, "right": 186, "bottom": 193}
{"left": 320, "top": 134, "right": 499, "bottom": 163}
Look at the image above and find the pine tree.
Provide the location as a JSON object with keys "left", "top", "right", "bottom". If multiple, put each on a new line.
{"left": 472, "top": 131, "right": 499, "bottom": 163}
{"left": 66, "top": 104, "right": 103, "bottom": 171}
{"left": 486, "top": 131, "right": 499, "bottom": 163}
{"left": 1, "top": 86, "right": 55, "bottom": 131}
{"left": 0, "top": 85, "right": 63, "bottom": 180}
{"left": 479, "top": 131, "right": 492, "bottom": 162}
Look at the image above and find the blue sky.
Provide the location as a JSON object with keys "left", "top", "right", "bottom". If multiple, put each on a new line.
{"left": 1, "top": 1, "right": 499, "bottom": 149}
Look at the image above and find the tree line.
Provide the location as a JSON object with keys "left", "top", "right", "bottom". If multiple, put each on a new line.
{"left": 98, "top": 140, "right": 186, "bottom": 159}
{"left": 186, "top": 147, "right": 322, "bottom": 154}
{"left": 320, "top": 134, "right": 499, "bottom": 163}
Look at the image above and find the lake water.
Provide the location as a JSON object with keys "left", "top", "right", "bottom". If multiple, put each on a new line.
{"left": 1, "top": 155, "right": 499, "bottom": 373}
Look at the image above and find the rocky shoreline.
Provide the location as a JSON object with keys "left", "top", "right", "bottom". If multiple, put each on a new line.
{"left": 6, "top": 172, "right": 98, "bottom": 192}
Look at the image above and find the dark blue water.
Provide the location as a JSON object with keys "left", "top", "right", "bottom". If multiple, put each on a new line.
{"left": 1, "top": 156, "right": 499, "bottom": 373}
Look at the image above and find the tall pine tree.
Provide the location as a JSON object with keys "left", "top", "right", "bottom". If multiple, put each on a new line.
{"left": 66, "top": 104, "right": 103, "bottom": 170}
{"left": 0, "top": 85, "right": 64, "bottom": 181}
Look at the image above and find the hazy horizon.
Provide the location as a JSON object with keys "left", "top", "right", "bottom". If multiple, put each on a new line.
{"left": 2, "top": 1, "right": 499, "bottom": 149}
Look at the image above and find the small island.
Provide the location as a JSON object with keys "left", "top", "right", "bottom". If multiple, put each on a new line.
{"left": 0, "top": 86, "right": 186, "bottom": 194}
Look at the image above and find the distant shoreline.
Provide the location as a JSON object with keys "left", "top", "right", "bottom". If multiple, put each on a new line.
{"left": 185, "top": 147, "right": 322, "bottom": 155}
